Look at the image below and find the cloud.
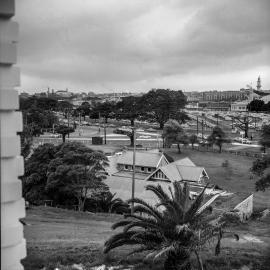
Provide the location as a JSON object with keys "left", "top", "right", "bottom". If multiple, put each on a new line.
{"left": 15, "top": 0, "right": 270, "bottom": 92}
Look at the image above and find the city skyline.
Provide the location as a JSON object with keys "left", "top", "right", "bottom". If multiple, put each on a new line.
{"left": 15, "top": 0, "right": 270, "bottom": 93}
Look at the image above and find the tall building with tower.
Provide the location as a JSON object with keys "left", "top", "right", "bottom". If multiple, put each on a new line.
{"left": 257, "top": 76, "right": 261, "bottom": 91}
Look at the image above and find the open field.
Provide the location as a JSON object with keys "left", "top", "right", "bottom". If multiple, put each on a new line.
{"left": 22, "top": 206, "right": 270, "bottom": 270}
{"left": 165, "top": 147, "right": 270, "bottom": 210}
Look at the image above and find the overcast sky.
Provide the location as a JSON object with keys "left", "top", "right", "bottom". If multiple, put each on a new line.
{"left": 15, "top": 0, "right": 270, "bottom": 93}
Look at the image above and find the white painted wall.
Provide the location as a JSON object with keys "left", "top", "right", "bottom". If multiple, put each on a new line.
{"left": 1, "top": 1, "right": 26, "bottom": 269}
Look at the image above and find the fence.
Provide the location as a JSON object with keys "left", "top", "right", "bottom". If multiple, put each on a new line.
{"left": 186, "top": 144, "right": 263, "bottom": 159}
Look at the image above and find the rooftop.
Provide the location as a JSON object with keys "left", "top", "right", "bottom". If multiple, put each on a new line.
{"left": 117, "top": 150, "right": 166, "bottom": 168}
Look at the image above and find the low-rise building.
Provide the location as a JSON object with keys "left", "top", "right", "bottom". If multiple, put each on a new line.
{"left": 231, "top": 101, "right": 249, "bottom": 112}
{"left": 146, "top": 157, "right": 209, "bottom": 186}
{"left": 116, "top": 150, "right": 169, "bottom": 174}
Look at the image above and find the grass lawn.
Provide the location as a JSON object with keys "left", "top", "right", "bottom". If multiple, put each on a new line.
{"left": 165, "top": 147, "right": 270, "bottom": 210}
{"left": 22, "top": 206, "right": 270, "bottom": 270}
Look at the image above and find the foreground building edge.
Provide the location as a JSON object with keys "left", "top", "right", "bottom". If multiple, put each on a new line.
{"left": 1, "top": 0, "right": 26, "bottom": 269}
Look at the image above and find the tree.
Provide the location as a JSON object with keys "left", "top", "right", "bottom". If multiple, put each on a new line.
{"left": 141, "top": 89, "right": 187, "bottom": 129}
{"left": 262, "top": 101, "right": 270, "bottom": 112}
{"left": 20, "top": 125, "right": 34, "bottom": 159}
{"left": 189, "top": 134, "right": 198, "bottom": 149}
{"left": 250, "top": 155, "right": 270, "bottom": 191}
{"left": 208, "top": 126, "right": 228, "bottom": 153}
{"left": 115, "top": 96, "right": 142, "bottom": 126}
{"left": 55, "top": 125, "right": 75, "bottom": 142}
{"left": 76, "top": 101, "right": 91, "bottom": 121}
{"left": 260, "top": 124, "right": 270, "bottom": 153}
{"left": 104, "top": 182, "right": 238, "bottom": 270}
{"left": 21, "top": 143, "right": 57, "bottom": 204}
{"left": 58, "top": 100, "right": 73, "bottom": 118}
{"left": 90, "top": 192, "right": 130, "bottom": 214}
{"left": 92, "top": 102, "right": 115, "bottom": 123}
{"left": 22, "top": 142, "right": 109, "bottom": 209}
{"left": 176, "top": 134, "right": 189, "bottom": 153}
{"left": 247, "top": 99, "right": 265, "bottom": 112}
{"left": 46, "top": 142, "right": 109, "bottom": 211}
{"left": 163, "top": 119, "right": 186, "bottom": 153}
{"left": 233, "top": 115, "right": 254, "bottom": 138}
{"left": 175, "top": 111, "right": 191, "bottom": 125}
{"left": 20, "top": 96, "right": 59, "bottom": 112}
{"left": 20, "top": 97, "right": 59, "bottom": 138}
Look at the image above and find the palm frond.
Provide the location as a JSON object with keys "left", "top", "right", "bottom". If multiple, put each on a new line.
{"left": 181, "top": 182, "right": 190, "bottom": 210}
{"left": 157, "top": 200, "right": 184, "bottom": 223}
{"left": 123, "top": 221, "right": 160, "bottom": 233}
{"left": 184, "top": 185, "right": 207, "bottom": 223}
{"left": 127, "top": 197, "right": 163, "bottom": 221}
{"left": 145, "top": 184, "right": 171, "bottom": 204}
{"left": 153, "top": 244, "right": 176, "bottom": 261}
{"left": 104, "top": 231, "right": 138, "bottom": 253}
{"left": 111, "top": 220, "right": 132, "bottom": 230}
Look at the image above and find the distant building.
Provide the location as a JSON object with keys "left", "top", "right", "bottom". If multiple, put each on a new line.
{"left": 184, "top": 90, "right": 249, "bottom": 105}
{"left": 185, "top": 91, "right": 203, "bottom": 102}
{"left": 261, "top": 94, "right": 270, "bottom": 104}
{"left": 200, "top": 101, "right": 231, "bottom": 111}
{"left": 202, "top": 90, "right": 247, "bottom": 102}
{"left": 231, "top": 101, "right": 249, "bottom": 112}
{"left": 70, "top": 99, "right": 85, "bottom": 107}
{"left": 186, "top": 102, "right": 199, "bottom": 110}
{"left": 19, "top": 92, "right": 30, "bottom": 99}
{"left": 54, "top": 89, "right": 73, "bottom": 98}
{"left": 257, "top": 76, "right": 261, "bottom": 91}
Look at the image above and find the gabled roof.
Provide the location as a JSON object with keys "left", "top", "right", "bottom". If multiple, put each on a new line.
{"left": 170, "top": 157, "right": 196, "bottom": 167}
{"left": 146, "top": 157, "right": 208, "bottom": 183}
{"left": 117, "top": 151, "right": 168, "bottom": 168}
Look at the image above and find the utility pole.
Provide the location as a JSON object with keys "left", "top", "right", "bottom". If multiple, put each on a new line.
{"left": 98, "top": 112, "right": 101, "bottom": 134}
{"left": 67, "top": 111, "right": 70, "bottom": 138}
{"left": 131, "top": 128, "right": 136, "bottom": 214}
{"left": 196, "top": 116, "right": 199, "bottom": 135}
{"left": 104, "top": 121, "right": 107, "bottom": 145}
{"left": 255, "top": 116, "right": 257, "bottom": 129}
{"left": 201, "top": 119, "right": 204, "bottom": 142}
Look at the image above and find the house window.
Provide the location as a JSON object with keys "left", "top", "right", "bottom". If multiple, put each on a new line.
{"left": 124, "top": 165, "right": 128, "bottom": 170}
{"left": 141, "top": 167, "right": 145, "bottom": 172}
{"left": 148, "top": 167, "right": 151, "bottom": 173}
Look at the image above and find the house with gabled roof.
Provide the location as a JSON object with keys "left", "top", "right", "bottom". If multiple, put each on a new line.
{"left": 145, "top": 157, "right": 209, "bottom": 186}
{"left": 116, "top": 150, "right": 169, "bottom": 174}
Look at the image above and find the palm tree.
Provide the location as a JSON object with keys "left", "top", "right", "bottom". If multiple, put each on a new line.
{"left": 104, "top": 182, "right": 237, "bottom": 270}
{"left": 94, "top": 192, "right": 130, "bottom": 214}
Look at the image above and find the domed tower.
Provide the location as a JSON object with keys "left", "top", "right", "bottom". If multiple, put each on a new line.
{"left": 257, "top": 76, "right": 261, "bottom": 91}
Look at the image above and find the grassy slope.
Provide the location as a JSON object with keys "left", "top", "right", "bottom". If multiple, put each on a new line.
{"left": 22, "top": 207, "right": 121, "bottom": 270}
{"left": 23, "top": 206, "right": 270, "bottom": 270}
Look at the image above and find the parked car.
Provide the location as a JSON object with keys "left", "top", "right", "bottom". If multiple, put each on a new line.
{"left": 242, "top": 138, "right": 252, "bottom": 144}
{"left": 234, "top": 137, "right": 252, "bottom": 144}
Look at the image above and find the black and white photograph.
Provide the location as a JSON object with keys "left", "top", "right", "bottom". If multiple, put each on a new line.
{"left": 1, "top": 0, "right": 270, "bottom": 269}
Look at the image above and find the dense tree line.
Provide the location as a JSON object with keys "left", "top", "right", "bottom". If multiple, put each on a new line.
{"left": 247, "top": 99, "right": 270, "bottom": 112}
{"left": 21, "top": 142, "right": 129, "bottom": 213}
